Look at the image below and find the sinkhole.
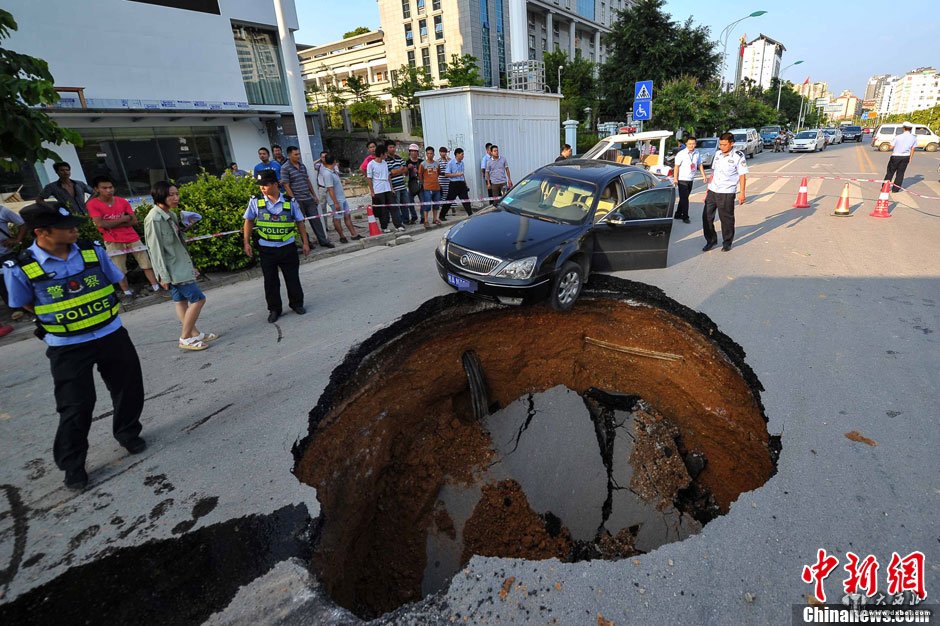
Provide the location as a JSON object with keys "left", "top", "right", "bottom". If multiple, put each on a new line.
{"left": 292, "top": 275, "right": 780, "bottom": 620}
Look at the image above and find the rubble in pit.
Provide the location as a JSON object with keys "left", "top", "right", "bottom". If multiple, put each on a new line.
{"left": 292, "top": 276, "right": 780, "bottom": 620}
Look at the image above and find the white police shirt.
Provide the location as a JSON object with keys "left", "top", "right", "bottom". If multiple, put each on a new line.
{"left": 890, "top": 131, "right": 917, "bottom": 156}
{"left": 674, "top": 149, "right": 702, "bottom": 182}
{"left": 708, "top": 149, "right": 748, "bottom": 194}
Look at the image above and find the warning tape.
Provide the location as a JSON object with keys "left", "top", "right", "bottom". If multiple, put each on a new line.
{"left": 725, "top": 174, "right": 940, "bottom": 200}
{"left": 370, "top": 193, "right": 503, "bottom": 207}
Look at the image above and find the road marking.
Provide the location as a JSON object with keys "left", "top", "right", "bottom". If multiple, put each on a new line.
{"left": 860, "top": 145, "right": 878, "bottom": 173}
{"left": 806, "top": 178, "right": 824, "bottom": 202}
{"left": 924, "top": 181, "right": 940, "bottom": 198}
{"left": 753, "top": 178, "right": 790, "bottom": 203}
{"left": 773, "top": 154, "right": 804, "bottom": 172}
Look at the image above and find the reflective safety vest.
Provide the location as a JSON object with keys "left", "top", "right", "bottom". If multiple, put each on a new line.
{"left": 254, "top": 196, "right": 296, "bottom": 242}
{"left": 18, "top": 242, "right": 119, "bottom": 337}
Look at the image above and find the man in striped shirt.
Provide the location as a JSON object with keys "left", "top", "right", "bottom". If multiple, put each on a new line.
{"left": 280, "top": 146, "right": 335, "bottom": 249}
{"left": 384, "top": 141, "right": 408, "bottom": 231}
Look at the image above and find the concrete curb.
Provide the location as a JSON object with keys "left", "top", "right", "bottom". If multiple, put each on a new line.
{"left": 0, "top": 216, "right": 466, "bottom": 346}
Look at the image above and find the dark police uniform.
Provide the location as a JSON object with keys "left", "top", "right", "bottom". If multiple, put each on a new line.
{"left": 243, "top": 192, "right": 307, "bottom": 316}
{"left": 3, "top": 204, "right": 145, "bottom": 488}
{"left": 703, "top": 148, "right": 748, "bottom": 250}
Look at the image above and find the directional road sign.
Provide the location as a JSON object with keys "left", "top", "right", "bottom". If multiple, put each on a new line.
{"left": 633, "top": 100, "right": 651, "bottom": 121}
{"left": 634, "top": 80, "right": 653, "bottom": 101}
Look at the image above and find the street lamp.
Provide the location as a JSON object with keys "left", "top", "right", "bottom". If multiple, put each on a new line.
{"left": 776, "top": 60, "right": 804, "bottom": 111}
{"left": 719, "top": 10, "right": 767, "bottom": 90}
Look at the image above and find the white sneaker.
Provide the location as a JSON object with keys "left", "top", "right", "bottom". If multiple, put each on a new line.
{"left": 396, "top": 226, "right": 406, "bottom": 232}
{"left": 382, "top": 228, "right": 392, "bottom": 233}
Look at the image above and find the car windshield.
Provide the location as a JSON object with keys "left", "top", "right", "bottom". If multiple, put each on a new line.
{"left": 843, "top": 126, "right": 861, "bottom": 132}
{"left": 823, "top": 130, "right": 835, "bottom": 135}
{"left": 499, "top": 173, "right": 597, "bottom": 224}
{"left": 733, "top": 134, "right": 747, "bottom": 142}
{"left": 796, "top": 131, "right": 817, "bottom": 139}
{"left": 698, "top": 139, "right": 717, "bottom": 148}
{"left": 760, "top": 127, "right": 780, "bottom": 134}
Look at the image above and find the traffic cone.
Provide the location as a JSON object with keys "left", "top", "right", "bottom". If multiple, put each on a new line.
{"left": 832, "top": 183, "right": 852, "bottom": 217}
{"left": 869, "top": 180, "right": 892, "bottom": 218}
{"left": 366, "top": 204, "right": 382, "bottom": 236}
{"left": 792, "top": 177, "right": 811, "bottom": 208}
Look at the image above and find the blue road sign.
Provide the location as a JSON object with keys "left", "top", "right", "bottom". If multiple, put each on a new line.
{"left": 633, "top": 100, "right": 651, "bottom": 121}
{"left": 634, "top": 80, "right": 653, "bottom": 101}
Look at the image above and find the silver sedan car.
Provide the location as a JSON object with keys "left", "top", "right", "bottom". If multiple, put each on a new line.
{"left": 696, "top": 137, "right": 718, "bottom": 168}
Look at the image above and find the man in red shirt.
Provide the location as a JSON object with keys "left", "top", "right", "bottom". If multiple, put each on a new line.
{"left": 86, "top": 175, "right": 163, "bottom": 299}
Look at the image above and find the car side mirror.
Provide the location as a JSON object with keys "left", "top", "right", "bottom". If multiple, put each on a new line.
{"left": 605, "top": 214, "right": 626, "bottom": 225}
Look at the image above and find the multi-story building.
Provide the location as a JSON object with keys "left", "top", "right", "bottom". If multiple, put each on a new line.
{"left": 299, "top": 30, "right": 393, "bottom": 111}
{"left": 3, "top": 0, "right": 319, "bottom": 200}
{"left": 738, "top": 34, "right": 785, "bottom": 91}
{"left": 794, "top": 80, "right": 830, "bottom": 103}
{"left": 828, "top": 90, "right": 861, "bottom": 122}
{"left": 880, "top": 67, "right": 940, "bottom": 115}
{"left": 377, "top": 0, "right": 624, "bottom": 90}
{"left": 864, "top": 74, "right": 893, "bottom": 104}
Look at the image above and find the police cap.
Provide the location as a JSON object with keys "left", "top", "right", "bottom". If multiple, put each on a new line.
{"left": 20, "top": 202, "right": 86, "bottom": 229}
{"left": 257, "top": 170, "right": 280, "bottom": 186}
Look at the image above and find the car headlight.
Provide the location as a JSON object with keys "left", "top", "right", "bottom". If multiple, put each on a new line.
{"left": 495, "top": 257, "right": 537, "bottom": 280}
{"left": 437, "top": 234, "right": 448, "bottom": 257}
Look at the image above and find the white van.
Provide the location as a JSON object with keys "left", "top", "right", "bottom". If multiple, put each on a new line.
{"left": 728, "top": 128, "right": 761, "bottom": 158}
{"left": 871, "top": 124, "right": 939, "bottom": 152}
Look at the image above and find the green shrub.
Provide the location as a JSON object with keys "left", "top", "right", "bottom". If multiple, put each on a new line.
{"left": 173, "top": 172, "right": 259, "bottom": 272}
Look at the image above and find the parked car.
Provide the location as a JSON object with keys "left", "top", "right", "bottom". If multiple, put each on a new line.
{"left": 862, "top": 127, "right": 873, "bottom": 134}
{"left": 871, "top": 123, "right": 940, "bottom": 152}
{"left": 790, "top": 129, "right": 826, "bottom": 152}
{"left": 695, "top": 137, "right": 719, "bottom": 168}
{"left": 581, "top": 130, "right": 674, "bottom": 175}
{"left": 760, "top": 125, "right": 782, "bottom": 148}
{"left": 822, "top": 128, "right": 843, "bottom": 145}
{"left": 841, "top": 126, "right": 863, "bottom": 142}
{"left": 435, "top": 160, "right": 676, "bottom": 311}
{"left": 728, "top": 128, "right": 761, "bottom": 158}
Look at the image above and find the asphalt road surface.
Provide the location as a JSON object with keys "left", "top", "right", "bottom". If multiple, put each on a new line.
{"left": 1, "top": 142, "right": 938, "bottom": 624}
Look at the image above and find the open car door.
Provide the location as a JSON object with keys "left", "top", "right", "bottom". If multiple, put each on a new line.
{"left": 591, "top": 184, "right": 676, "bottom": 271}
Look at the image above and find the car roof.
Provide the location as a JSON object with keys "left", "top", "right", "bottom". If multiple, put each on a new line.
{"left": 541, "top": 159, "right": 649, "bottom": 183}
{"left": 602, "top": 130, "right": 674, "bottom": 142}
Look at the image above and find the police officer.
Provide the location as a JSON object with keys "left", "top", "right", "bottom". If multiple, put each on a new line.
{"left": 3, "top": 203, "right": 146, "bottom": 491}
{"left": 243, "top": 169, "right": 310, "bottom": 323}
{"left": 702, "top": 132, "right": 748, "bottom": 252}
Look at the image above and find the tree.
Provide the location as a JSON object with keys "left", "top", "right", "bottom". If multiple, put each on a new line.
{"left": 0, "top": 9, "right": 81, "bottom": 172}
{"left": 654, "top": 76, "right": 704, "bottom": 136}
{"left": 598, "top": 0, "right": 720, "bottom": 118}
{"left": 542, "top": 49, "right": 598, "bottom": 122}
{"left": 440, "top": 54, "right": 483, "bottom": 87}
{"left": 343, "top": 26, "right": 370, "bottom": 39}
{"left": 387, "top": 65, "right": 433, "bottom": 111}
{"left": 345, "top": 75, "right": 369, "bottom": 101}
{"left": 348, "top": 96, "right": 384, "bottom": 133}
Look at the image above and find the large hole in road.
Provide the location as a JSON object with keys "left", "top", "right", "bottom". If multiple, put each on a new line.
{"left": 292, "top": 275, "right": 780, "bottom": 620}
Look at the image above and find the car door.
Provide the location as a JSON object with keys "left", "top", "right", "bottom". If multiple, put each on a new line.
{"left": 592, "top": 176, "right": 675, "bottom": 272}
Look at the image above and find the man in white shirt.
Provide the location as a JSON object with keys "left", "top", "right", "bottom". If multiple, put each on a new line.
{"left": 672, "top": 137, "right": 707, "bottom": 224}
{"left": 884, "top": 122, "right": 917, "bottom": 192}
{"left": 366, "top": 144, "right": 395, "bottom": 232}
{"left": 702, "top": 132, "right": 748, "bottom": 252}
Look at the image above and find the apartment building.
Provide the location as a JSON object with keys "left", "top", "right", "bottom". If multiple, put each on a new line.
{"left": 879, "top": 67, "right": 940, "bottom": 115}
{"left": 738, "top": 34, "right": 785, "bottom": 91}
{"left": 828, "top": 90, "right": 861, "bottom": 122}
{"left": 299, "top": 30, "right": 393, "bottom": 110}
{"left": 378, "top": 0, "right": 625, "bottom": 90}
{"left": 795, "top": 80, "right": 830, "bottom": 103}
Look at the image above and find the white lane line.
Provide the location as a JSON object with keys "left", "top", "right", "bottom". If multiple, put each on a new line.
{"left": 806, "top": 178, "right": 825, "bottom": 202}
{"left": 923, "top": 181, "right": 940, "bottom": 198}
{"left": 773, "top": 154, "right": 804, "bottom": 172}
{"left": 753, "top": 178, "right": 790, "bottom": 203}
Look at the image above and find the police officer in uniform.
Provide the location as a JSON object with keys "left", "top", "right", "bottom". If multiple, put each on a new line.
{"left": 3, "top": 203, "right": 146, "bottom": 491}
{"left": 702, "top": 132, "right": 748, "bottom": 252}
{"left": 243, "top": 170, "right": 310, "bottom": 323}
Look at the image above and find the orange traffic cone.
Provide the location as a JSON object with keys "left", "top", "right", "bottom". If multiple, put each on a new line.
{"left": 832, "top": 183, "right": 852, "bottom": 217}
{"left": 792, "top": 176, "right": 810, "bottom": 208}
{"left": 869, "top": 180, "right": 892, "bottom": 218}
{"left": 366, "top": 204, "right": 382, "bottom": 236}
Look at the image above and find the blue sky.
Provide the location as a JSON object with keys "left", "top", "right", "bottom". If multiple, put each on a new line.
{"left": 295, "top": 0, "right": 938, "bottom": 98}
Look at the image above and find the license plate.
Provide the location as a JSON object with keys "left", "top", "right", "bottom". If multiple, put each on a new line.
{"left": 447, "top": 273, "right": 477, "bottom": 293}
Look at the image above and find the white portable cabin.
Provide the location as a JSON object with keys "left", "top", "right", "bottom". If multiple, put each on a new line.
{"left": 417, "top": 86, "right": 562, "bottom": 200}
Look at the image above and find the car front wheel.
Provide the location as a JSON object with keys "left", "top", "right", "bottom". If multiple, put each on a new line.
{"left": 549, "top": 261, "right": 583, "bottom": 311}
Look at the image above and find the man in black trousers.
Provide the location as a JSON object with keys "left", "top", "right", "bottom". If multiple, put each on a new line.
{"left": 3, "top": 202, "right": 146, "bottom": 490}
{"left": 702, "top": 132, "right": 748, "bottom": 252}
{"left": 243, "top": 170, "right": 310, "bottom": 323}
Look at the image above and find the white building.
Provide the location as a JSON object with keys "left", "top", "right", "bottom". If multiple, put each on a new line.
{"left": 299, "top": 30, "right": 393, "bottom": 111}
{"left": 880, "top": 67, "right": 940, "bottom": 116}
{"left": 3, "top": 0, "right": 320, "bottom": 201}
{"left": 738, "top": 34, "right": 785, "bottom": 91}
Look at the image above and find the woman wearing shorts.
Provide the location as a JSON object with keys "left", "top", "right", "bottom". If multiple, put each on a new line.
{"left": 143, "top": 181, "right": 217, "bottom": 351}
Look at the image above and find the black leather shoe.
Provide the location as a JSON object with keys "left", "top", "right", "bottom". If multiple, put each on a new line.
{"left": 683, "top": 218, "right": 691, "bottom": 224}
{"left": 702, "top": 243, "right": 716, "bottom": 252}
{"left": 291, "top": 306, "right": 306, "bottom": 315}
{"left": 64, "top": 468, "right": 88, "bottom": 491}
{"left": 267, "top": 311, "right": 280, "bottom": 323}
{"left": 125, "top": 437, "right": 147, "bottom": 454}
{"left": 320, "top": 242, "right": 335, "bottom": 249}
{"left": 722, "top": 244, "right": 732, "bottom": 252}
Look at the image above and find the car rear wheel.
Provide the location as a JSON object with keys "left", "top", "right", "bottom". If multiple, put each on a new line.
{"left": 549, "top": 261, "right": 583, "bottom": 311}
{"left": 878, "top": 143, "right": 891, "bottom": 152}
{"left": 925, "top": 143, "right": 938, "bottom": 153}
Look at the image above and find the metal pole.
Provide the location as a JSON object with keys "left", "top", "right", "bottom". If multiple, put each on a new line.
{"left": 776, "top": 80, "right": 783, "bottom": 111}
{"left": 273, "top": 0, "right": 326, "bottom": 233}
{"left": 558, "top": 65, "right": 563, "bottom": 96}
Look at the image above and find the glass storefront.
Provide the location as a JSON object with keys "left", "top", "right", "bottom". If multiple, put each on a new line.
{"left": 73, "top": 126, "right": 232, "bottom": 197}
